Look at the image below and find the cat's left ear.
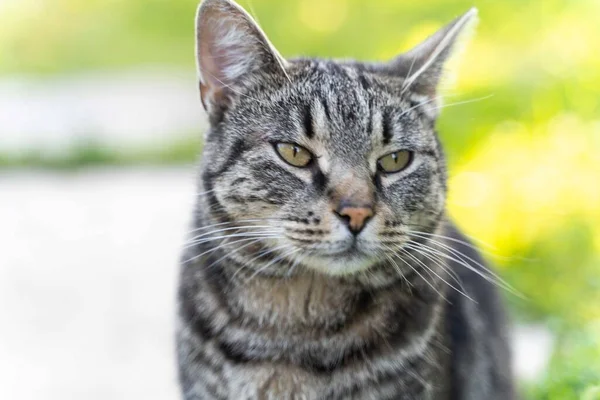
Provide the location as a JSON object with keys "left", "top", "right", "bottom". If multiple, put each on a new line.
{"left": 389, "top": 8, "right": 478, "bottom": 100}
{"left": 195, "top": 0, "right": 288, "bottom": 114}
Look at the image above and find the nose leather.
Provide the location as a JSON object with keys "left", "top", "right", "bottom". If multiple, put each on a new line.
{"left": 336, "top": 205, "right": 374, "bottom": 234}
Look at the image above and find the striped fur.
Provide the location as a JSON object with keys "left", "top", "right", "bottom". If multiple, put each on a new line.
{"left": 177, "top": 1, "right": 515, "bottom": 398}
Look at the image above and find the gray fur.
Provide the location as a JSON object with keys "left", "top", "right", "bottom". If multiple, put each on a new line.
{"left": 177, "top": 0, "right": 515, "bottom": 398}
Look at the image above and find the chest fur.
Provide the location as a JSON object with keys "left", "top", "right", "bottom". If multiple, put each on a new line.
{"left": 218, "top": 349, "right": 447, "bottom": 400}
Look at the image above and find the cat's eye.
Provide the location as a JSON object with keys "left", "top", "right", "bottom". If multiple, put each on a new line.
{"left": 377, "top": 150, "right": 412, "bottom": 173}
{"left": 274, "top": 143, "right": 313, "bottom": 168}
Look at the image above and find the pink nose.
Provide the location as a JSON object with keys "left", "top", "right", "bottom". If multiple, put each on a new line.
{"left": 335, "top": 205, "right": 374, "bottom": 234}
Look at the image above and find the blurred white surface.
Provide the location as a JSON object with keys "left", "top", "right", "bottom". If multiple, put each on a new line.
{"left": 0, "top": 168, "right": 195, "bottom": 400}
{"left": 512, "top": 324, "right": 554, "bottom": 383}
{"left": 0, "top": 168, "right": 551, "bottom": 399}
{"left": 0, "top": 70, "right": 206, "bottom": 155}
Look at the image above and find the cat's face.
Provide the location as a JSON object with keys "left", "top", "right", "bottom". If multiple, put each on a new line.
{"left": 196, "top": 0, "right": 475, "bottom": 276}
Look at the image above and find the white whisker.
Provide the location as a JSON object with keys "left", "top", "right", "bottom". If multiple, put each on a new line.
{"left": 381, "top": 243, "right": 447, "bottom": 301}
{"left": 184, "top": 225, "right": 276, "bottom": 245}
{"left": 204, "top": 238, "right": 268, "bottom": 272}
{"left": 183, "top": 231, "right": 280, "bottom": 250}
{"left": 183, "top": 236, "right": 277, "bottom": 264}
{"left": 399, "top": 247, "right": 451, "bottom": 303}
{"left": 404, "top": 243, "right": 475, "bottom": 302}
{"left": 392, "top": 247, "right": 449, "bottom": 302}
{"left": 427, "top": 94, "right": 493, "bottom": 113}
{"left": 185, "top": 218, "right": 283, "bottom": 235}
{"left": 232, "top": 243, "right": 292, "bottom": 280}
{"left": 244, "top": 248, "right": 302, "bottom": 284}
{"left": 406, "top": 239, "right": 524, "bottom": 299}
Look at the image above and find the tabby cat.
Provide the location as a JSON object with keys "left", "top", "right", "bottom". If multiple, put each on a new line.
{"left": 177, "top": 0, "right": 516, "bottom": 398}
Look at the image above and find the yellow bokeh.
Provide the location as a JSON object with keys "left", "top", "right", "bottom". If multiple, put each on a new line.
{"left": 298, "top": 0, "right": 348, "bottom": 34}
{"left": 448, "top": 114, "right": 600, "bottom": 253}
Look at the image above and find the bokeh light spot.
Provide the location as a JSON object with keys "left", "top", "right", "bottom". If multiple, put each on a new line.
{"left": 298, "top": 0, "right": 348, "bottom": 33}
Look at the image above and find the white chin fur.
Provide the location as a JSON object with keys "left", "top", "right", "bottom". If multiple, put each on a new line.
{"left": 301, "top": 253, "right": 377, "bottom": 276}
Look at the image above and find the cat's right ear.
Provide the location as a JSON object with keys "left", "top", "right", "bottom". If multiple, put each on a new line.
{"left": 195, "top": 0, "right": 288, "bottom": 115}
{"left": 387, "top": 8, "right": 478, "bottom": 105}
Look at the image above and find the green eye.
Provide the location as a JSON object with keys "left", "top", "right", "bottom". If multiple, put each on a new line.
{"left": 377, "top": 150, "right": 412, "bottom": 173}
{"left": 275, "top": 143, "right": 313, "bottom": 168}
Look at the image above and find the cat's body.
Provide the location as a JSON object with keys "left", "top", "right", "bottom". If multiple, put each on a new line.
{"left": 177, "top": 1, "right": 515, "bottom": 399}
{"left": 178, "top": 220, "right": 512, "bottom": 399}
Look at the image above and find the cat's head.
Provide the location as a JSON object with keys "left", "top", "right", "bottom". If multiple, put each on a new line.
{"left": 195, "top": 0, "right": 477, "bottom": 277}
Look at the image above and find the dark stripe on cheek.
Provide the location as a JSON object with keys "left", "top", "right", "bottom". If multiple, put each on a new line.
{"left": 201, "top": 170, "right": 231, "bottom": 224}
{"left": 250, "top": 162, "right": 305, "bottom": 204}
{"left": 320, "top": 97, "right": 331, "bottom": 122}
{"left": 373, "top": 173, "right": 382, "bottom": 191}
{"left": 214, "top": 138, "right": 248, "bottom": 177}
{"left": 312, "top": 169, "right": 328, "bottom": 194}
{"left": 303, "top": 103, "right": 315, "bottom": 138}
{"left": 201, "top": 137, "right": 250, "bottom": 222}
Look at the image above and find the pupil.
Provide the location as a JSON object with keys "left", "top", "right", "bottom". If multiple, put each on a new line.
{"left": 293, "top": 146, "right": 298, "bottom": 157}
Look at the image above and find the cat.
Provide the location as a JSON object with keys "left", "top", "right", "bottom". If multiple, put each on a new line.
{"left": 176, "top": 0, "right": 516, "bottom": 398}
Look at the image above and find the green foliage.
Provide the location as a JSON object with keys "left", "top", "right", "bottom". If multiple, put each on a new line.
{"left": 524, "top": 326, "right": 600, "bottom": 400}
{"left": 0, "top": 138, "right": 201, "bottom": 169}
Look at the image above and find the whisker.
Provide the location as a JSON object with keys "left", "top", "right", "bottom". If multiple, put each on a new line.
{"left": 204, "top": 238, "right": 267, "bottom": 272}
{"left": 396, "top": 95, "right": 445, "bottom": 120}
{"left": 194, "top": 187, "right": 230, "bottom": 198}
{"left": 407, "top": 235, "right": 507, "bottom": 283}
{"left": 183, "top": 236, "right": 277, "bottom": 264}
{"left": 244, "top": 248, "right": 302, "bottom": 283}
{"left": 232, "top": 243, "right": 292, "bottom": 280}
{"left": 285, "top": 252, "right": 304, "bottom": 277}
{"left": 406, "top": 226, "right": 529, "bottom": 263}
{"left": 381, "top": 244, "right": 447, "bottom": 302}
{"left": 399, "top": 247, "right": 452, "bottom": 303}
{"left": 409, "top": 245, "right": 468, "bottom": 296}
{"left": 380, "top": 250, "right": 414, "bottom": 292}
{"left": 403, "top": 243, "right": 475, "bottom": 302}
{"left": 392, "top": 247, "right": 449, "bottom": 302}
{"left": 185, "top": 218, "right": 284, "bottom": 235}
{"left": 406, "top": 227, "right": 497, "bottom": 251}
{"left": 427, "top": 94, "right": 494, "bottom": 113}
{"left": 406, "top": 239, "right": 524, "bottom": 299}
{"left": 183, "top": 231, "right": 281, "bottom": 249}
{"left": 400, "top": 55, "right": 418, "bottom": 93}
{"left": 184, "top": 225, "right": 277, "bottom": 245}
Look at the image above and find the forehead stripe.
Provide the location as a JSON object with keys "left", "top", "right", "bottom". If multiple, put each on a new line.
{"left": 382, "top": 107, "right": 394, "bottom": 145}
{"left": 320, "top": 97, "right": 331, "bottom": 122}
{"left": 367, "top": 97, "right": 374, "bottom": 137}
{"left": 302, "top": 103, "right": 315, "bottom": 139}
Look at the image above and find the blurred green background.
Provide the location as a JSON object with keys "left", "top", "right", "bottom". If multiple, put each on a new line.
{"left": 1, "top": 0, "right": 599, "bottom": 398}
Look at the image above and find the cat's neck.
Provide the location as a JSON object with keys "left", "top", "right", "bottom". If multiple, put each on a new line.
{"left": 214, "top": 259, "right": 443, "bottom": 335}
{"left": 222, "top": 268, "right": 366, "bottom": 331}
{"left": 188, "top": 213, "right": 446, "bottom": 333}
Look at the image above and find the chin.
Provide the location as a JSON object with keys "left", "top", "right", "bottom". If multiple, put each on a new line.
{"left": 301, "top": 251, "right": 377, "bottom": 276}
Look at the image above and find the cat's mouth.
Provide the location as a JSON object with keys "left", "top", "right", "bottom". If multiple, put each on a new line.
{"left": 299, "top": 240, "right": 378, "bottom": 275}
{"left": 322, "top": 244, "right": 365, "bottom": 259}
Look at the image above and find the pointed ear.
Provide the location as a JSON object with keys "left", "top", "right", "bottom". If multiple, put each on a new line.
{"left": 391, "top": 7, "right": 478, "bottom": 99}
{"left": 195, "top": 0, "right": 288, "bottom": 114}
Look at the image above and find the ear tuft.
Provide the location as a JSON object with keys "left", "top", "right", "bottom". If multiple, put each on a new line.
{"left": 195, "top": 0, "right": 288, "bottom": 113}
{"left": 391, "top": 7, "right": 478, "bottom": 99}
